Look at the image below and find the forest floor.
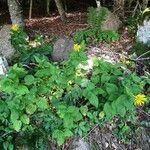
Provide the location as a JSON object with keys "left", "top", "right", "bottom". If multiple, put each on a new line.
{"left": 1, "top": 9, "right": 150, "bottom": 150}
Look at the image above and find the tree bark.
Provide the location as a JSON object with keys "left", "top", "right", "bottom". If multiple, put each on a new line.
{"left": 7, "top": 0, "right": 25, "bottom": 27}
{"left": 113, "top": 0, "right": 125, "bottom": 18}
{"left": 29, "top": 0, "right": 33, "bottom": 20}
{"left": 54, "top": 0, "right": 66, "bottom": 22}
{"left": 46, "top": 0, "right": 51, "bottom": 15}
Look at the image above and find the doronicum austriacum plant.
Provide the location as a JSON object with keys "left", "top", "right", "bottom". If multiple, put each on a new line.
{"left": 10, "top": 24, "right": 52, "bottom": 64}
{"left": 0, "top": 24, "right": 150, "bottom": 149}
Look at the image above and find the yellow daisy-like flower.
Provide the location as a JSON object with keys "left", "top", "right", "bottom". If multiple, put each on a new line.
{"left": 74, "top": 44, "right": 81, "bottom": 52}
{"left": 11, "top": 24, "right": 19, "bottom": 32}
{"left": 134, "top": 94, "right": 147, "bottom": 106}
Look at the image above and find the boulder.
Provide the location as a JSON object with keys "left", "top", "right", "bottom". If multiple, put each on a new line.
{"left": 101, "top": 9, "right": 121, "bottom": 31}
{"left": 137, "top": 8, "right": 150, "bottom": 46}
{"left": 51, "top": 37, "right": 74, "bottom": 61}
{"left": 69, "top": 138, "right": 90, "bottom": 150}
{"left": 0, "top": 25, "right": 15, "bottom": 59}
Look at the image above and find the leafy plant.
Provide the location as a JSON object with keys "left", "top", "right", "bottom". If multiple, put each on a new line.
{"left": 74, "top": 7, "right": 119, "bottom": 44}
{"left": 10, "top": 26, "right": 52, "bottom": 64}
{"left": 0, "top": 25, "right": 149, "bottom": 149}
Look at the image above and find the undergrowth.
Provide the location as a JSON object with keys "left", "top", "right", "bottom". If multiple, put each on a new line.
{"left": 0, "top": 25, "right": 150, "bottom": 149}
{"left": 74, "top": 7, "right": 119, "bottom": 44}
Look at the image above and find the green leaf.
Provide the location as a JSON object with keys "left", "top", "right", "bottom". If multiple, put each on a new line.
{"left": 103, "top": 102, "right": 116, "bottom": 119}
{"left": 52, "top": 129, "right": 65, "bottom": 146}
{"left": 101, "top": 74, "right": 110, "bottom": 83}
{"left": 89, "top": 93, "right": 99, "bottom": 108}
{"left": 26, "top": 104, "right": 37, "bottom": 115}
{"left": 20, "top": 114, "right": 30, "bottom": 124}
{"left": 10, "top": 110, "right": 19, "bottom": 124}
{"left": 24, "top": 75, "right": 35, "bottom": 85}
{"left": 106, "top": 83, "right": 118, "bottom": 94}
{"left": 36, "top": 97, "right": 48, "bottom": 110}
{"left": 80, "top": 106, "right": 88, "bottom": 116}
{"left": 64, "top": 129, "right": 73, "bottom": 137}
{"left": 63, "top": 116, "right": 74, "bottom": 129}
{"left": 13, "top": 120, "right": 22, "bottom": 132}
{"left": 16, "top": 85, "right": 29, "bottom": 95}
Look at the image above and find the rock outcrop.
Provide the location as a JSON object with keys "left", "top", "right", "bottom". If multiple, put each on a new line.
{"left": 0, "top": 25, "right": 15, "bottom": 59}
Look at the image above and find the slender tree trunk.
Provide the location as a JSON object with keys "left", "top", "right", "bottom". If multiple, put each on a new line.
{"left": 113, "top": 0, "right": 125, "bottom": 18}
{"left": 64, "top": 0, "right": 67, "bottom": 12}
{"left": 29, "top": 0, "right": 33, "bottom": 20}
{"left": 46, "top": 0, "right": 51, "bottom": 15}
{"left": 54, "top": 0, "right": 66, "bottom": 22}
{"left": 7, "top": 0, "right": 25, "bottom": 27}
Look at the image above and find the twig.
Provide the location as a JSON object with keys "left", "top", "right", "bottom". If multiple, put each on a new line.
{"left": 132, "top": 0, "right": 139, "bottom": 17}
{"left": 132, "top": 57, "right": 150, "bottom": 61}
{"left": 81, "top": 124, "right": 99, "bottom": 140}
{"left": 136, "top": 50, "right": 150, "bottom": 59}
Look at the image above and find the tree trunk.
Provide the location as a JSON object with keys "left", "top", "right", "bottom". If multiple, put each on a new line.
{"left": 142, "top": 0, "right": 148, "bottom": 10}
{"left": 46, "top": 0, "right": 51, "bottom": 15}
{"left": 113, "top": 0, "right": 125, "bottom": 18}
{"left": 7, "top": 0, "right": 25, "bottom": 27}
{"left": 29, "top": 0, "right": 33, "bottom": 20}
{"left": 54, "top": 0, "right": 66, "bottom": 22}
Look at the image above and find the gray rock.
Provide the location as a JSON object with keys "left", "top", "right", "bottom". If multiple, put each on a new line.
{"left": 137, "top": 9, "right": 150, "bottom": 46}
{"left": 0, "top": 25, "right": 15, "bottom": 59}
{"left": 101, "top": 9, "right": 121, "bottom": 31}
{"left": 69, "top": 138, "right": 90, "bottom": 150}
{"left": 51, "top": 37, "right": 74, "bottom": 62}
{"left": 137, "top": 20, "right": 150, "bottom": 46}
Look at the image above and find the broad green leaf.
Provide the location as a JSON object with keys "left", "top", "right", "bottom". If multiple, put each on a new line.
{"left": 26, "top": 104, "right": 37, "bottom": 115}
{"left": 36, "top": 97, "right": 48, "bottom": 110}
{"left": 89, "top": 94, "right": 99, "bottom": 108}
{"left": 24, "top": 75, "right": 35, "bottom": 85}
{"left": 52, "top": 130, "right": 65, "bottom": 146}
{"left": 20, "top": 114, "right": 30, "bottom": 124}
{"left": 63, "top": 116, "right": 74, "bottom": 129}
{"left": 16, "top": 85, "right": 29, "bottom": 95}
{"left": 10, "top": 111, "right": 19, "bottom": 124}
{"left": 101, "top": 74, "right": 110, "bottom": 83}
{"left": 64, "top": 129, "right": 73, "bottom": 137}
{"left": 106, "top": 83, "right": 118, "bottom": 94}
{"left": 13, "top": 120, "right": 22, "bottom": 132}
{"left": 103, "top": 102, "right": 115, "bottom": 119}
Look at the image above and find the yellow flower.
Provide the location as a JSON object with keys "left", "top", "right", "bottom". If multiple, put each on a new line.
{"left": 134, "top": 94, "right": 147, "bottom": 106}
{"left": 67, "top": 80, "right": 73, "bottom": 85}
{"left": 11, "top": 24, "right": 19, "bottom": 31}
{"left": 75, "top": 69, "right": 83, "bottom": 77}
{"left": 74, "top": 44, "right": 81, "bottom": 52}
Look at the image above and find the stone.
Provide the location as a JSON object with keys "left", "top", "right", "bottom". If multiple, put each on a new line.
{"left": 137, "top": 8, "right": 150, "bottom": 46}
{"left": 0, "top": 25, "right": 15, "bottom": 59}
{"left": 51, "top": 37, "right": 74, "bottom": 61}
{"left": 137, "top": 20, "right": 150, "bottom": 47}
{"left": 101, "top": 9, "right": 121, "bottom": 31}
{"left": 69, "top": 138, "right": 90, "bottom": 150}
{"left": 0, "top": 57, "right": 8, "bottom": 75}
